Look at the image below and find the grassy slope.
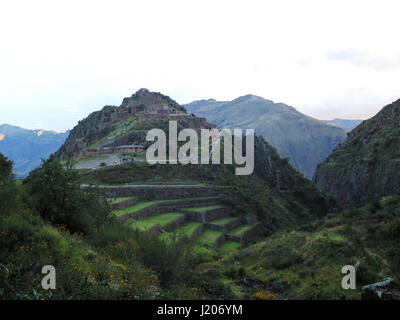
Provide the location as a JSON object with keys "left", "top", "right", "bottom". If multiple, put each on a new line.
{"left": 184, "top": 205, "right": 224, "bottom": 212}
{"left": 128, "top": 212, "right": 184, "bottom": 231}
{"left": 185, "top": 95, "right": 346, "bottom": 178}
{"left": 107, "top": 197, "right": 135, "bottom": 205}
{"left": 197, "top": 191, "right": 400, "bottom": 299}
{"left": 81, "top": 146, "right": 334, "bottom": 233}
{"left": 314, "top": 99, "right": 400, "bottom": 207}
{"left": 227, "top": 224, "right": 255, "bottom": 236}
{"left": 0, "top": 209, "right": 160, "bottom": 299}
{"left": 209, "top": 217, "right": 238, "bottom": 226}
{"left": 195, "top": 229, "right": 223, "bottom": 247}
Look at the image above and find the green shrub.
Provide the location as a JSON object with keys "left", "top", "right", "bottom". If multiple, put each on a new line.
{"left": 264, "top": 247, "right": 303, "bottom": 269}
{"left": 24, "top": 160, "right": 111, "bottom": 233}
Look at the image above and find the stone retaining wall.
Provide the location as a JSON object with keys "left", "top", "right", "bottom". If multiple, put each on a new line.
{"left": 163, "top": 215, "right": 187, "bottom": 232}
{"left": 241, "top": 223, "right": 264, "bottom": 246}
{"left": 99, "top": 186, "right": 219, "bottom": 199}
{"left": 213, "top": 234, "right": 226, "bottom": 249}
{"left": 225, "top": 234, "right": 241, "bottom": 242}
{"left": 117, "top": 198, "right": 220, "bottom": 223}
{"left": 111, "top": 197, "right": 138, "bottom": 210}
{"left": 243, "top": 215, "right": 258, "bottom": 224}
{"left": 204, "top": 207, "right": 231, "bottom": 222}
{"left": 206, "top": 217, "right": 243, "bottom": 233}
{"left": 182, "top": 207, "right": 231, "bottom": 223}
{"left": 225, "top": 223, "right": 264, "bottom": 246}
{"left": 191, "top": 224, "right": 205, "bottom": 241}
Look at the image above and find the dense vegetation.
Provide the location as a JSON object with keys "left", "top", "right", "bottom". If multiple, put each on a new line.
{"left": 314, "top": 99, "right": 400, "bottom": 207}
{"left": 209, "top": 191, "right": 400, "bottom": 299}
{"left": 0, "top": 154, "right": 232, "bottom": 299}
{"left": 79, "top": 135, "right": 334, "bottom": 231}
{"left": 2, "top": 90, "right": 399, "bottom": 300}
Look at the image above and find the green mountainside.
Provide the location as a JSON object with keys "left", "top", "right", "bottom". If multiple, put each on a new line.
{"left": 0, "top": 89, "right": 339, "bottom": 300}
{"left": 313, "top": 99, "right": 400, "bottom": 207}
{"left": 2, "top": 90, "right": 400, "bottom": 300}
{"left": 204, "top": 190, "right": 400, "bottom": 299}
{"left": 184, "top": 95, "right": 346, "bottom": 179}
{"left": 52, "top": 89, "right": 332, "bottom": 231}
{"left": 0, "top": 124, "right": 68, "bottom": 178}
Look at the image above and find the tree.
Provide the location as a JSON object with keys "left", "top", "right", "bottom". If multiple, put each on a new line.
{"left": 0, "top": 153, "right": 16, "bottom": 215}
{"left": 24, "top": 160, "right": 110, "bottom": 233}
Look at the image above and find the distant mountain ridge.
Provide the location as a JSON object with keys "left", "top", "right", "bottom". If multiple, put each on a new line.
{"left": 323, "top": 118, "right": 362, "bottom": 132}
{"left": 314, "top": 99, "right": 400, "bottom": 207}
{"left": 185, "top": 95, "right": 347, "bottom": 178}
{"left": 0, "top": 124, "right": 69, "bottom": 178}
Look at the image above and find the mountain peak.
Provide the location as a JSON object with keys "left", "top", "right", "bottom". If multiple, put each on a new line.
{"left": 120, "top": 88, "right": 183, "bottom": 112}
{"left": 185, "top": 94, "right": 346, "bottom": 178}
{"left": 233, "top": 94, "right": 273, "bottom": 104}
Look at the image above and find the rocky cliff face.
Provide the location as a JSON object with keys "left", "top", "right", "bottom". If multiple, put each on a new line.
{"left": 54, "top": 89, "right": 214, "bottom": 159}
{"left": 313, "top": 99, "right": 400, "bottom": 207}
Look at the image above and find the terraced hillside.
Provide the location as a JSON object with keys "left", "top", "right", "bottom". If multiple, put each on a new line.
{"left": 105, "top": 185, "right": 263, "bottom": 252}
{"left": 53, "top": 88, "right": 215, "bottom": 164}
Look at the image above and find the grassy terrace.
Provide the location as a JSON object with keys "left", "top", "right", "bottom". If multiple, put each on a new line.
{"left": 128, "top": 212, "right": 184, "bottom": 231}
{"left": 175, "top": 222, "right": 202, "bottom": 237}
{"left": 227, "top": 223, "right": 256, "bottom": 237}
{"left": 195, "top": 229, "right": 223, "bottom": 247}
{"left": 159, "top": 222, "right": 202, "bottom": 243}
{"left": 112, "top": 196, "right": 220, "bottom": 217}
{"left": 218, "top": 241, "right": 241, "bottom": 254}
{"left": 208, "top": 216, "right": 238, "bottom": 226}
{"left": 107, "top": 197, "right": 135, "bottom": 205}
{"left": 183, "top": 205, "right": 224, "bottom": 212}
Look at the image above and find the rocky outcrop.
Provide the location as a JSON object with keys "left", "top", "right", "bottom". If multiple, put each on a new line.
{"left": 313, "top": 99, "right": 400, "bottom": 207}
{"left": 362, "top": 278, "right": 400, "bottom": 300}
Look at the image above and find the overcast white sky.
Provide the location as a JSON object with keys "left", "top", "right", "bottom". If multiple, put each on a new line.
{"left": 1, "top": 0, "right": 400, "bottom": 131}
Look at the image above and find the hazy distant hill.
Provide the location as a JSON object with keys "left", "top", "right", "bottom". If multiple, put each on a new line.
{"left": 314, "top": 99, "right": 400, "bottom": 207}
{"left": 323, "top": 118, "right": 362, "bottom": 132}
{"left": 185, "top": 95, "right": 346, "bottom": 178}
{"left": 0, "top": 124, "right": 69, "bottom": 178}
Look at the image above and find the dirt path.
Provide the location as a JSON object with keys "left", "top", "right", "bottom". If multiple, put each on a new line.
{"left": 73, "top": 154, "right": 121, "bottom": 170}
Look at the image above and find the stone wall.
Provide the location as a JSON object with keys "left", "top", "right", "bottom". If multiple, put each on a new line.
{"left": 206, "top": 217, "right": 243, "bottom": 233}
{"left": 163, "top": 215, "right": 187, "bottom": 232}
{"left": 225, "top": 223, "right": 264, "bottom": 246}
{"left": 213, "top": 234, "right": 226, "bottom": 249}
{"left": 111, "top": 197, "right": 139, "bottom": 210}
{"left": 191, "top": 224, "right": 205, "bottom": 241}
{"left": 241, "top": 223, "right": 264, "bottom": 246}
{"left": 100, "top": 186, "right": 219, "bottom": 199}
{"left": 116, "top": 197, "right": 220, "bottom": 223}
{"left": 182, "top": 207, "right": 231, "bottom": 223}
